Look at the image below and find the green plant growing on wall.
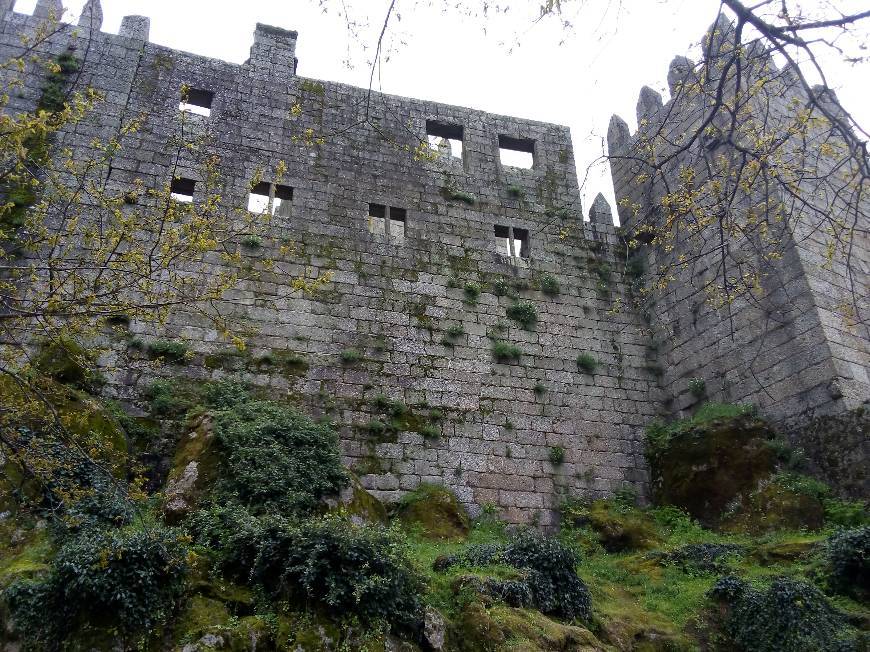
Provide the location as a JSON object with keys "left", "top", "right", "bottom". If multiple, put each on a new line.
{"left": 428, "top": 408, "right": 444, "bottom": 421}
{"left": 576, "top": 353, "right": 598, "bottom": 374}
{"left": 364, "top": 419, "right": 387, "bottom": 437}
{"left": 492, "top": 277, "right": 512, "bottom": 297}
{"left": 447, "top": 275, "right": 461, "bottom": 289}
{"left": 464, "top": 281, "right": 481, "bottom": 303}
{"left": 340, "top": 348, "right": 362, "bottom": 364}
{"left": 420, "top": 424, "right": 440, "bottom": 439}
{"left": 241, "top": 234, "right": 263, "bottom": 249}
{"left": 506, "top": 301, "right": 537, "bottom": 329}
{"left": 539, "top": 274, "right": 560, "bottom": 296}
{"left": 506, "top": 184, "right": 525, "bottom": 199}
{"left": 688, "top": 378, "right": 706, "bottom": 398}
{"left": 146, "top": 339, "right": 189, "bottom": 364}
{"left": 442, "top": 187, "right": 476, "bottom": 205}
{"left": 549, "top": 446, "right": 566, "bottom": 465}
{"left": 492, "top": 341, "right": 522, "bottom": 363}
{"left": 534, "top": 382, "right": 547, "bottom": 396}
{"left": 441, "top": 323, "right": 465, "bottom": 347}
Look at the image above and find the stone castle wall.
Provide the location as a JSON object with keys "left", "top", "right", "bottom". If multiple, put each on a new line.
{"left": 607, "top": 17, "right": 869, "bottom": 495}
{"left": 0, "top": 2, "right": 664, "bottom": 524}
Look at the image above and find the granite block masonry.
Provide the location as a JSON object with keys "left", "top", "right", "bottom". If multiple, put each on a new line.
{"left": 1, "top": 3, "right": 866, "bottom": 521}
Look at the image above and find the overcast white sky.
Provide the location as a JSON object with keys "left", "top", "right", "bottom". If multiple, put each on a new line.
{"left": 13, "top": 0, "right": 870, "bottom": 218}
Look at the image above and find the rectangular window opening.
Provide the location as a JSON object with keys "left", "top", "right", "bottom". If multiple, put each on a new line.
{"left": 494, "top": 224, "right": 530, "bottom": 258}
{"left": 179, "top": 88, "right": 214, "bottom": 117}
{"left": 368, "top": 202, "right": 386, "bottom": 235}
{"left": 389, "top": 206, "right": 406, "bottom": 238}
{"left": 170, "top": 177, "right": 195, "bottom": 203}
{"left": 248, "top": 181, "right": 294, "bottom": 216}
{"left": 498, "top": 135, "right": 535, "bottom": 169}
{"left": 426, "top": 119, "right": 464, "bottom": 160}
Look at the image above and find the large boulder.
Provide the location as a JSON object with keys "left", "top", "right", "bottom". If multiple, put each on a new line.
{"left": 324, "top": 471, "right": 388, "bottom": 525}
{"left": 648, "top": 412, "right": 778, "bottom": 527}
{"left": 163, "top": 412, "right": 219, "bottom": 522}
{"left": 395, "top": 484, "right": 470, "bottom": 540}
{"left": 564, "top": 500, "right": 661, "bottom": 552}
{"left": 721, "top": 477, "right": 825, "bottom": 534}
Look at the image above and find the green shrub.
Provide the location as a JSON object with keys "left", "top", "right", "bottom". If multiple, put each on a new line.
{"left": 340, "top": 347, "right": 362, "bottom": 364}
{"left": 213, "top": 400, "right": 347, "bottom": 515}
{"left": 533, "top": 382, "right": 547, "bottom": 396}
{"left": 502, "top": 531, "right": 591, "bottom": 621}
{"left": 825, "top": 526, "right": 869, "bottom": 599}
{"left": 539, "top": 274, "right": 560, "bottom": 296}
{"left": 186, "top": 501, "right": 270, "bottom": 580}
{"left": 505, "top": 301, "right": 537, "bottom": 328}
{"left": 506, "top": 184, "right": 524, "bottom": 198}
{"left": 443, "top": 187, "right": 476, "bottom": 205}
{"left": 420, "top": 424, "right": 441, "bottom": 439}
{"left": 242, "top": 234, "right": 262, "bottom": 249}
{"left": 548, "top": 446, "right": 565, "bottom": 465}
{"left": 146, "top": 339, "right": 189, "bottom": 363}
{"left": 446, "top": 323, "right": 465, "bottom": 338}
{"left": 708, "top": 576, "right": 859, "bottom": 652}
{"left": 660, "top": 543, "right": 743, "bottom": 576}
{"left": 576, "top": 352, "right": 598, "bottom": 374}
{"left": 492, "top": 341, "right": 522, "bottom": 363}
{"left": 464, "top": 281, "right": 481, "bottom": 302}
{"left": 364, "top": 419, "right": 388, "bottom": 437}
{"left": 492, "top": 277, "right": 512, "bottom": 297}
{"left": 250, "top": 516, "right": 424, "bottom": 632}
{"left": 5, "top": 526, "right": 188, "bottom": 644}
{"left": 688, "top": 377, "right": 706, "bottom": 397}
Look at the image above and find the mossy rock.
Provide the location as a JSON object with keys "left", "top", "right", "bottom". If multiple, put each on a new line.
{"left": 395, "top": 484, "right": 470, "bottom": 541}
{"left": 163, "top": 413, "right": 220, "bottom": 522}
{"left": 451, "top": 602, "right": 606, "bottom": 652}
{"left": 721, "top": 479, "right": 826, "bottom": 534}
{"left": 750, "top": 538, "right": 819, "bottom": 566}
{"left": 648, "top": 414, "right": 778, "bottom": 527}
{"left": 0, "top": 525, "right": 52, "bottom": 589}
{"left": 32, "top": 336, "right": 103, "bottom": 391}
{"left": 174, "top": 595, "right": 232, "bottom": 642}
{"left": 327, "top": 471, "right": 388, "bottom": 524}
{"left": 567, "top": 500, "right": 662, "bottom": 552}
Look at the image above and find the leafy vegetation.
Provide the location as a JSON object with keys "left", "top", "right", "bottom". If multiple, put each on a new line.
{"left": 576, "top": 352, "right": 598, "bottom": 374}
{"left": 145, "top": 338, "right": 189, "bottom": 363}
{"left": 708, "top": 576, "right": 861, "bottom": 652}
{"left": 5, "top": 525, "right": 188, "bottom": 644}
{"left": 212, "top": 399, "right": 347, "bottom": 516}
{"left": 491, "top": 340, "right": 522, "bottom": 363}
{"left": 539, "top": 274, "right": 560, "bottom": 296}
{"left": 505, "top": 301, "right": 537, "bottom": 328}
{"left": 340, "top": 347, "right": 362, "bottom": 364}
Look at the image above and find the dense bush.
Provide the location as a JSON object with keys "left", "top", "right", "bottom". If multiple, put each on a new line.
{"left": 505, "top": 301, "right": 538, "bottom": 328}
{"left": 502, "top": 531, "right": 591, "bottom": 621}
{"left": 432, "top": 532, "right": 592, "bottom": 621}
{"left": 5, "top": 526, "right": 188, "bottom": 644}
{"left": 492, "top": 340, "right": 522, "bottom": 363}
{"left": 186, "top": 501, "right": 269, "bottom": 580}
{"left": 708, "top": 576, "right": 859, "bottom": 652}
{"left": 825, "top": 526, "right": 869, "bottom": 599}
{"left": 213, "top": 400, "right": 347, "bottom": 515}
{"left": 576, "top": 353, "right": 598, "bottom": 374}
{"left": 251, "top": 516, "right": 424, "bottom": 633}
